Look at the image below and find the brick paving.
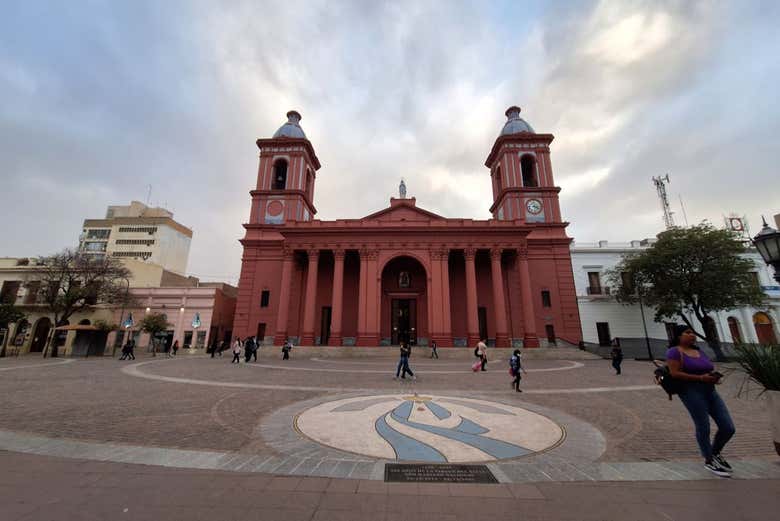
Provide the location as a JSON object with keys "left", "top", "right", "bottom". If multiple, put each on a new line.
{"left": 1, "top": 451, "right": 778, "bottom": 521}
{"left": 1, "top": 351, "right": 779, "bottom": 519}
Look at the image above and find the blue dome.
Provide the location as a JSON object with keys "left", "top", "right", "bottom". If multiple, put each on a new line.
{"left": 273, "top": 110, "right": 307, "bottom": 139}
{"left": 500, "top": 106, "right": 534, "bottom": 136}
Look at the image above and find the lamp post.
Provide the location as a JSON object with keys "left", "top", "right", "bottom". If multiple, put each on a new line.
{"left": 753, "top": 217, "right": 780, "bottom": 285}
{"left": 112, "top": 276, "right": 131, "bottom": 358}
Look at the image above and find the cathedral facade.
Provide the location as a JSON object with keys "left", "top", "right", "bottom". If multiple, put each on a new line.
{"left": 234, "top": 107, "right": 581, "bottom": 348}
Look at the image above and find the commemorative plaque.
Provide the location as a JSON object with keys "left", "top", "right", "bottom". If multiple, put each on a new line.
{"left": 384, "top": 463, "right": 498, "bottom": 483}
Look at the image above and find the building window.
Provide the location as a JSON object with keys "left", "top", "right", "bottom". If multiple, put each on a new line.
{"left": 115, "top": 239, "right": 155, "bottom": 245}
{"left": 112, "top": 251, "right": 153, "bottom": 259}
{"left": 587, "top": 272, "right": 602, "bottom": 294}
{"left": 86, "top": 229, "right": 110, "bottom": 239}
{"left": 273, "top": 159, "right": 288, "bottom": 190}
{"left": 541, "top": 290, "right": 551, "bottom": 308}
{"left": 260, "top": 290, "right": 270, "bottom": 307}
{"left": 596, "top": 322, "right": 611, "bottom": 347}
{"left": 83, "top": 242, "right": 107, "bottom": 252}
{"left": 0, "top": 281, "right": 21, "bottom": 304}
{"left": 520, "top": 155, "right": 537, "bottom": 187}
{"left": 117, "top": 226, "right": 157, "bottom": 234}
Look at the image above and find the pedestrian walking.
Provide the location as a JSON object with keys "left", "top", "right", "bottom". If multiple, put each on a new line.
{"left": 164, "top": 340, "right": 172, "bottom": 357}
{"left": 119, "top": 339, "right": 130, "bottom": 360}
{"left": 172, "top": 340, "right": 179, "bottom": 357}
{"left": 430, "top": 340, "right": 439, "bottom": 359}
{"left": 282, "top": 340, "right": 292, "bottom": 360}
{"left": 666, "top": 324, "right": 735, "bottom": 477}
{"left": 610, "top": 340, "right": 623, "bottom": 375}
{"left": 244, "top": 336, "right": 254, "bottom": 363}
{"left": 395, "top": 341, "right": 415, "bottom": 379}
{"left": 474, "top": 339, "right": 488, "bottom": 371}
{"left": 231, "top": 337, "right": 242, "bottom": 364}
{"left": 210, "top": 342, "right": 217, "bottom": 358}
{"left": 250, "top": 336, "right": 258, "bottom": 362}
{"left": 126, "top": 338, "right": 135, "bottom": 360}
{"left": 218, "top": 340, "right": 225, "bottom": 357}
{"left": 509, "top": 349, "right": 527, "bottom": 392}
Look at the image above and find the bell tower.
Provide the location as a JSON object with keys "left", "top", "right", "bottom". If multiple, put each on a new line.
{"left": 249, "top": 111, "right": 321, "bottom": 225}
{"left": 484, "top": 106, "right": 563, "bottom": 224}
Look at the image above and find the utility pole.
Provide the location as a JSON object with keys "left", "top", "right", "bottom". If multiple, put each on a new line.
{"left": 652, "top": 175, "right": 675, "bottom": 229}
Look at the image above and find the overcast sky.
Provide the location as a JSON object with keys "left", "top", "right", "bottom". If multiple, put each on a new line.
{"left": 1, "top": 0, "right": 778, "bottom": 285}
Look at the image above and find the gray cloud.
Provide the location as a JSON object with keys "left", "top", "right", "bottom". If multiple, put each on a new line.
{"left": 1, "top": 0, "right": 778, "bottom": 284}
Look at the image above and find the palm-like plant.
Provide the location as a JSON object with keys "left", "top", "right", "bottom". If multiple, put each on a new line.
{"left": 734, "top": 344, "right": 780, "bottom": 393}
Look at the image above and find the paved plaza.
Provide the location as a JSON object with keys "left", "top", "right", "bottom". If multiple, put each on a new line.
{"left": 1, "top": 348, "right": 779, "bottom": 520}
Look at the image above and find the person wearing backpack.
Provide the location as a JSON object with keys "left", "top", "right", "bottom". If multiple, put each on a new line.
{"left": 666, "top": 324, "right": 735, "bottom": 477}
{"left": 509, "top": 349, "right": 527, "bottom": 392}
{"left": 474, "top": 339, "right": 488, "bottom": 371}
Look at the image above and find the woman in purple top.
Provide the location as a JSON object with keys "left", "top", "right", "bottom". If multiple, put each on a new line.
{"left": 666, "top": 324, "right": 735, "bottom": 477}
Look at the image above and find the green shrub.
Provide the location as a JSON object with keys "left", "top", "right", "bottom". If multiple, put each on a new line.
{"left": 734, "top": 344, "right": 780, "bottom": 393}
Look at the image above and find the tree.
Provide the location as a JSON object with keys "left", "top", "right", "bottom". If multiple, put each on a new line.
{"left": 32, "top": 249, "right": 132, "bottom": 358}
{"left": 139, "top": 312, "right": 171, "bottom": 357}
{"left": 0, "top": 303, "right": 26, "bottom": 357}
{"left": 608, "top": 223, "right": 766, "bottom": 361}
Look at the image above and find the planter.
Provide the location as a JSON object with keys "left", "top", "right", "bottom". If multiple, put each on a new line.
{"left": 769, "top": 391, "right": 780, "bottom": 456}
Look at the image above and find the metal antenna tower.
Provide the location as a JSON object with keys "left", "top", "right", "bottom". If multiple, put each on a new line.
{"left": 652, "top": 174, "right": 675, "bottom": 229}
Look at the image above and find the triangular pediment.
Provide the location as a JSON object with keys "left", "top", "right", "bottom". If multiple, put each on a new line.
{"left": 362, "top": 198, "right": 446, "bottom": 222}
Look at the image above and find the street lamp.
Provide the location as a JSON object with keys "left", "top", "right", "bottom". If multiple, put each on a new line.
{"left": 112, "top": 276, "right": 131, "bottom": 358}
{"left": 753, "top": 217, "right": 780, "bottom": 285}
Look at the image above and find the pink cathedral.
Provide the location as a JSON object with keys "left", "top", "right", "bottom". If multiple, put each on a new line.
{"left": 234, "top": 107, "right": 581, "bottom": 348}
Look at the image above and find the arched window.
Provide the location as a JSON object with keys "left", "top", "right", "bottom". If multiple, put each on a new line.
{"left": 521, "top": 155, "right": 538, "bottom": 188}
{"left": 272, "top": 159, "right": 288, "bottom": 190}
{"left": 727, "top": 316, "right": 742, "bottom": 345}
{"left": 753, "top": 312, "right": 778, "bottom": 345}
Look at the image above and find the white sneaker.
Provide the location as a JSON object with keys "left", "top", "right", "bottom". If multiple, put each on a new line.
{"left": 704, "top": 461, "right": 731, "bottom": 478}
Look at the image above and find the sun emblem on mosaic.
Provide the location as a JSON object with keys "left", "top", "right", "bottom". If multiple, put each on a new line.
{"left": 295, "top": 394, "right": 564, "bottom": 462}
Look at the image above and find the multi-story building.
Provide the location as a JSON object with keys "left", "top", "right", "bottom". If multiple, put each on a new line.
{"left": 571, "top": 240, "right": 780, "bottom": 357}
{"left": 0, "top": 257, "right": 236, "bottom": 357}
{"left": 79, "top": 201, "right": 192, "bottom": 274}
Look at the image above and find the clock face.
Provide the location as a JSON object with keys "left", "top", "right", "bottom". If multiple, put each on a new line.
{"left": 526, "top": 199, "right": 543, "bottom": 215}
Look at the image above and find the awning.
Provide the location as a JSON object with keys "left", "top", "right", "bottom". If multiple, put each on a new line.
{"left": 54, "top": 325, "right": 99, "bottom": 331}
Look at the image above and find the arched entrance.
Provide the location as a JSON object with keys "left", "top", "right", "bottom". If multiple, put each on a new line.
{"left": 754, "top": 312, "right": 778, "bottom": 345}
{"left": 381, "top": 256, "right": 427, "bottom": 345}
{"left": 12, "top": 319, "right": 30, "bottom": 349}
{"left": 30, "top": 318, "right": 52, "bottom": 353}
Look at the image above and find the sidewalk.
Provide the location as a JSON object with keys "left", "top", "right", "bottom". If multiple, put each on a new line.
{"left": 2, "top": 451, "right": 778, "bottom": 521}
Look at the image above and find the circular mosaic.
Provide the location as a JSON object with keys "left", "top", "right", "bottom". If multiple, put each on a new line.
{"left": 295, "top": 393, "right": 564, "bottom": 463}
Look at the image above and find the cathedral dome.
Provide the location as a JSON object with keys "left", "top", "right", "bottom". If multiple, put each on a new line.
{"left": 273, "top": 110, "right": 307, "bottom": 139}
{"left": 500, "top": 106, "right": 534, "bottom": 136}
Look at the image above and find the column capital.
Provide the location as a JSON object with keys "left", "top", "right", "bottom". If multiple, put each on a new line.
{"left": 359, "top": 248, "right": 378, "bottom": 260}
{"left": 333, "top": 249, "right": 346, "bottom": 260}
{"left": 490, "top": 248, "right": 503, "bottom": 260}
{"left": 430, "top": 248, "right": 449, "bottom": 261}
{"left": 464, "top": 248, "right": 477, "bottom": 261}
{"left": 306, "top": 249, "right": 320, "bottom": 260}
{"left": 516, "top": 239, "right": 529, "bottom": 260}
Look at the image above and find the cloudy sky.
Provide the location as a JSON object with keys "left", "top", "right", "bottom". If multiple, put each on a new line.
{"left": 1, "top": 0, "right": 778, "bottom": 284}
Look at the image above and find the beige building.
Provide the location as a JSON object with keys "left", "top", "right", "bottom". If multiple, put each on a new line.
{"left": 79, "top": 201, "right": 192, "bottom": 274}
{"left": 0, "top": 257, "right": 236, "bottom": 357}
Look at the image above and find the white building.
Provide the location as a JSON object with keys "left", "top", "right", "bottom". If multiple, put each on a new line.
{"left": 571, "top": 240, "right": 780, "bottom": 356}
{"left": 79, "top": 201, "right": 192, "bottom": 274}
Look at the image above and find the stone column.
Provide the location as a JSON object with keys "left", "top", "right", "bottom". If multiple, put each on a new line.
{"left": 300, "top": 249, "right": 319, "bottom": 345}
{"left": 464, "top": 248, "right": 480, "bottom": 345}
{"left": 329, "top": 249, "right": 345, "bottom": 346}
{"left": 490, "top": 248, "right": 510, "bottom": 347}
{"left": 273, "top": 249, "right": 295, "bottom": 345}
{"left": 357, "top": 248, "right": 379, "bottom": 346}
{"left": 517, "top": 243, "right": 539, "bottom": 347}
{"left": 440, "top": 249, "right": 452, "bottom": 346}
